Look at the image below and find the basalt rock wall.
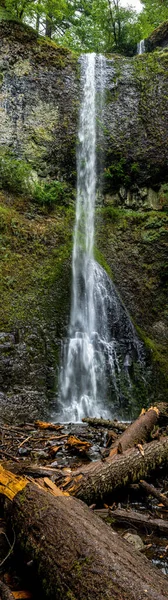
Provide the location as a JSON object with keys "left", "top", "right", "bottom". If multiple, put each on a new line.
{"left": 0, "top": 20, "right": 167, "bottom": 422}
{"left": 0, "top": 21, "right": 167, "bottom": 196}
{"left": 0, "top": 20, "right": 78, "bottom": 183}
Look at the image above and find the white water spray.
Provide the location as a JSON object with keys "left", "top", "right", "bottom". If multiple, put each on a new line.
{"left": 137, "top": 39, "right": 145, "bottom": 55}
{"left": 58, "top": 53, "right": 145, "bottom": 422}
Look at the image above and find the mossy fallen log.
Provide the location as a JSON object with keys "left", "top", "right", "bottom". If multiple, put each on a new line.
{"left": 1, "top": 466, "right": 168, "bottom": 600}
{"left": 62, "top": 436, "right": 168, "bottom": 505}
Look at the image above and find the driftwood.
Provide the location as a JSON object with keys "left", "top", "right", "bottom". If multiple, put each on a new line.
{"left": 0, "top": 467, "right": 168, "bottom": 600}
{"left": 62, "top": 437, "right": 168, "bottom": 505}
{"left": 140, "top": 479, "right": 168, "bottom": 509}
{"left": 66, "top": 435, "right": 92, "bottom": 454}
{"left": 0, "top": 584, "right": 31, "bottom": 600}
{"left": 109, "top": 403, "right": 168, "bottom": 456}
{"left": 94, "top": 507, "right": 168, "bottom": 535}
{"left": 82, "top": 417, "right": 128, "bottom": 431}
{"left": 34, "top": 421, "right": 62, "bottom": 431}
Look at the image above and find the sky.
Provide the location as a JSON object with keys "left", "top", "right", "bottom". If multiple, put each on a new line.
{"left": 121, "top": 0, "right": 142, "bottom": 12}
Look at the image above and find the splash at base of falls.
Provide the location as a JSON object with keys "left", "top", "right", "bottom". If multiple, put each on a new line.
{"left": 58, "top": 261, "right": 145, "bottom": 423}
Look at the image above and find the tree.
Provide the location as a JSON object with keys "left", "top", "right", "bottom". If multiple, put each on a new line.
{"left": 56, "top": 0, "right": 140, "bottom": 53}
{"left": 139, "top": 0, "right": 168, "bottom": 38}
{"left": 1, "top": 0, "right": 36, "bottom": 20}
{"left": 0, "top": 0, "right": 141, "bottom": 53}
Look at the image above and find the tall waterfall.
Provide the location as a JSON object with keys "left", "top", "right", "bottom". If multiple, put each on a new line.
{"left": 137, "top": 39, "right": 145, "bottom": 55}
{"left": 58, "top": 53, "right": 145, "bottom": 423}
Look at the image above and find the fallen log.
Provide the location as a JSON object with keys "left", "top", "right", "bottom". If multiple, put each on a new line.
{"left": 140, "top": 479, "right": 168, "bottom": 509}
{"left": 94, "top": 507, "right": 168, "bottom": 535}
{"left": 62, "top": 436, "right": 168, "bottom": 505}
{"left": 1, "top": 467, "right": 168, "bottom": 600}
{"left": 109, "top": 403, "right": 168, "bottom": 456}
{"left": 82, "top": 417, "right": 128, "bottom": 431}
{"left": 0, "top": 581, "right": 15, "bottom": 600}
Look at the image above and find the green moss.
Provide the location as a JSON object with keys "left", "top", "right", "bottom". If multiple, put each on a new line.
{"left": 95, "top": 205, "right": 168, "bottom": 405}
{"left": 0, "top": 191, "right": 74, "bottom": 329}
{"left": 66, "top": 592, "right": 76, "bottom": 600}
{"left": 94, "top": 247, "right": 114, "bottom": 279}
{"left": 136, "top": 325, "right": 168, "bottom": 373}
{"left": 36, "top": 36, "right": 77, "bottom": 68}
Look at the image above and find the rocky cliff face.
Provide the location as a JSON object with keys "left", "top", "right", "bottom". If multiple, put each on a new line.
{"left": 0, "top": 20, "right": 78, "bottom": 183}
{"left": 145, "top": 21, "right": 168, "bottom": 52}
{"left": 0, "top": 20, "right": 167, "bottom": 422}
{"left": 101, "top": 51, "right": 168, "bottom": 204}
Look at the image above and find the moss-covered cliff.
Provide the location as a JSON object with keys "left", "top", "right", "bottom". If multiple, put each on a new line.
{"left": 96, "top": 206, "right": 168, "bottom": 397}
{"left": 0, "top": 190, "right": 74, "bottom": 421}
{"left": 0, "top": 20, "right": 167, "bottom": 422}
{"left": 101, "top": 51, "right": 168, "bottom": 196}
{"left": 0, "top": 20, "right": 78, "bottom": 183}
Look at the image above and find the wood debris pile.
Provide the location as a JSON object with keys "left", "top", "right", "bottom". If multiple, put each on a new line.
{"left": 0, "top": 405, "right": 168, "bottom": 599}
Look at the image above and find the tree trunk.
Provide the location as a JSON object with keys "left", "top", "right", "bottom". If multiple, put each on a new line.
{"left": 109, "top": 403, "right": 168, "bottom": 456}
{"left": 140, "top": 479, "right": 168, "bottom": 509}
{"left": 82, "top": 417, "right": 128, "bottom": 431}
{"left": 4, "top": 480, "right": 168, "bottom": 600}
{"left": 62, "top": 437, "right": 168, "bottom": 505}
{"left": 94, "top": 507, "right": 168, "bottom": 536}
{"left": 45, "top": 14, "right": 53, "bottom": 38}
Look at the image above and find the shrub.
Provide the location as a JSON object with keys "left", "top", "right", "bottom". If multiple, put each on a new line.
{"left": 159, "top": 184, "right": 168, "bottom": 211}
{"left": 33, "top": 179, "right": 71, "bottom": 207}
{"left": 0, "top": 150, "right": 73, "bottom": 208}
{"left": 0, "top": 150, "right": 32, "bottom": 194}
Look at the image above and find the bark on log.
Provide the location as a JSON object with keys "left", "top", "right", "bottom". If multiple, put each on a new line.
{"left": 94, "top": 507, "right": 168, "bottom": 535}
{"left": 3, "top": 478, "right": 168, "bottom": 600}
{"left": 63, "top": 437, "right": 168, "bottom": 505}
{"left": 109, "top": 403, "right": 168, "bottom": 456}
{"left": 82, "top": 417, "right": 128, "bottom": 431}
{"left": 140, "top": 479, "right": 168, "bottom": 509}
{"left": 0, "top": 582, "right": 15, "bottom": 600}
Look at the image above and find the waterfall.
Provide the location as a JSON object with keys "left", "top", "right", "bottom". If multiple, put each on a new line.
{"left": 58, "top": 53, "right": 145, "bottom": 423}
{"left": 137, "top": 39, "right": 145, "bottom": 55}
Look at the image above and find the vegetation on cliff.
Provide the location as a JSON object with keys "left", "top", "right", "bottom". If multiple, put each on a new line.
{"left": 1, "top": 0, "right": 168, "bottom": 55}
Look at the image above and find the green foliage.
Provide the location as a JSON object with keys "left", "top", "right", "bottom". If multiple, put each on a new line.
{"left": 104, "top": 155, "right": 134, "bottom": 188}
{"left": 0, "top": 150, "right": 73, "bottom": 208}
{"left": 33, "top": 179, "right": 71, "bottom": 207}
{"left": 0, "top": 150, "right": 32, "bottom": 194}
{"left": 159, "top": 183, "right": 168, "bottom": 210}
{"left": 2, "top": 0, "right": 36, "bottom": 20}
{"left": 56, "top": 0, "right": 140, "bottom": 54}
{"left": 138, "top": 0, "right": 168, "bottom": 39}
{"left": 1, "top": 0, "right": 142, "bottom": 54}
{"left": 2, "top": 0, "right": 168, "bottom": 55}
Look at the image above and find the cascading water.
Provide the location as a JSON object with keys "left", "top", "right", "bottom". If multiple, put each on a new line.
{"left": 58, "top": 53, "right": 145, "bottom": 423}
{"left": 59, "top": 53, "right": 98, "bottom": 421}
{"left": 137, "top": 39, "right": 145, "bottom": 55}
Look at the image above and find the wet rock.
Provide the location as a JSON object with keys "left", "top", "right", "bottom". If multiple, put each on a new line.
{"left": 18, "top": 447, "right": 31, "bottom": 456}
{"left": 152, "top": 321, "right": 168, "bottom": 344}
{"left": 123, "top": 532, "right": 144, "bottom": 551}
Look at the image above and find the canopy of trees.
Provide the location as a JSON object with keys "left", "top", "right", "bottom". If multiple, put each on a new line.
{"left": 0, "top": 0, "right": 168, "bottom": 54}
